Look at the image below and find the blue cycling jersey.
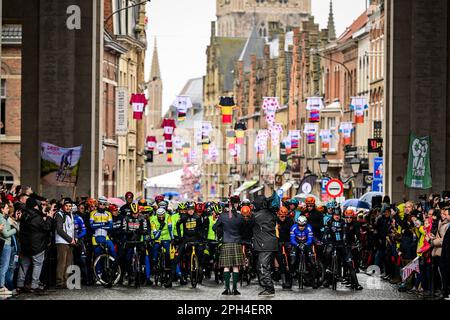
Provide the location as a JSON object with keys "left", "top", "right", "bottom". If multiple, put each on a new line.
{"left": 290, "top": 224, "right": 314, "bottom": 247}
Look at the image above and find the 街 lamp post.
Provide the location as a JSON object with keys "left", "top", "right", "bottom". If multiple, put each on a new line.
{"left": 104, "top": 0, "right": 151, "bottom": 24}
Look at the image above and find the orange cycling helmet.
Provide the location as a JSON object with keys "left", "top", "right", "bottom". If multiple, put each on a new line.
{"left": 240, "top": 206, "right": 251, "bottom": 217}
{"left": 278, "top": 206, "right": 289, "bottom": 217}
{"left": 344, "top": 209, "right": 355, "bottom": 218}
{"left": 108, "top": 204, "right": 118, "bottom": 212}
{"left": 305, "top": 196, "right": 316, "bottom": 206}
{"left": 86, "top": 198, "right": 97, "bottom": 207}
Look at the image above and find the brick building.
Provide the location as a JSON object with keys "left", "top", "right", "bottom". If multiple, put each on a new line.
{"left": 0, "top": 25, "right": 21, "bottom": 188}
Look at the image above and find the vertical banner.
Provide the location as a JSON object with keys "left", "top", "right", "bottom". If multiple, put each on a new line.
{"left": 306, "top": 97, "right": 324, "bottom": 123}
{"left": 201, "top": 121, "right": 212, "bottom": 155}
{"left": 405, "top": 134, "right": 432, "bottom": 189}
{"left": 320, "top": 129, "right": 332, "bottom": 152}
{"left": 218, "top": 96, "right": 236, "bottom": 124}
{"left": 130, "top": 93, "right": 148, "bottom": 120}
{"left": 304, "top": 123, "right": 318, "bottom": 144}
{"left": 40, "top": 142, "right": 83, "bottom": 186}
{"left": 115, "top": 87, "right": 128, "bottom": 135}
{"left": 289, "top": 130, "right": 301, "bottom": 149}
{"left": 226, "top": 130, "right": 236, "bottom": 156}
{"left": 339, "top": 122, "right": 354, "bottom": 146}
{"left": 350, "top": 97, "right": 368, "bottom": 124}
{"left": 256, "top": 129, "right": 269, "bottom": 155}
{"left": 269, "top": 123, "right": 283, "bottom": 146}
{"left": 173, "top": 95, "right": 193, "bottom": 122}
{"left": 234, "top": 121, "right": 247, "bottom": 145}
{"left": 262, "top": 97, "right": 281, "bottom": 127}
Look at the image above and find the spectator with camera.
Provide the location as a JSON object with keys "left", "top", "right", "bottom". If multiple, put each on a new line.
{"left": 16, "top": 197, "right": 55, "bottom": 294}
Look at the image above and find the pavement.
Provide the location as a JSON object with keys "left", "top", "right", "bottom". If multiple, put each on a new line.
{"left": 6, "top": 273, "right": 419, "bottom": 301}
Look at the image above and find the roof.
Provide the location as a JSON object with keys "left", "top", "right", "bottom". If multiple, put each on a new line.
{"left": 2, "top": 24, "right": 22, "bottom": 44}
{"left": 238, "top": 27, "right": 266, "bottom": 72}
{"left": 216, "top": 37, "right": 247, "bottom": 92}
{"left": 337, "top": 11, "right": 369, "bottom": 43}
{"left": 145, "top": 169, "right": 183, "bottom": 189}
{"left": 179, "top": 77, "right": 203, "bottom": 107}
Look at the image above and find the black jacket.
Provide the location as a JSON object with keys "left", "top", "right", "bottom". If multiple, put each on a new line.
{"left": 213, "top": 211, "right": 245, "bottom": 244}
{"left": 441, "top": 225, "right": 450, "bottom": 269}
{"left": 19, "top": 208, "right": 53, "bottom": 256}
{"left": 252, "top": 208, "right": 278, "bottom": 252}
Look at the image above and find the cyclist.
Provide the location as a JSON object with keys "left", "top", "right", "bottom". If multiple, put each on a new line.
{"left": 73, "top": 204, "right": 89, "bottom": 285}
{"left": 288, "top": 198, "right": 301, "bottom": 221}
{"left": 290, "top": 215, "right": 317, "bottom": 288}
{"left": 343, "top": 209, "right": 362, "bottom": 288}
{"left": 230, "top": 196, "right": 240, "bottom": 213}
{"left": 90, "top": 196, "right": 116, "bottom": 260}
{"left": 276, "top": 206, "right": 294, "bottom": 289}
{"left": 202, "top": 203, "right": 220, "bottom": 280}
{"left": 155, "top": 194, "right": 165, "bottom": 205}
{"left": 150, "top": 208, "right": 173, "bottom": 286}
{"left": 166, "top": 202, "right": 205, "bottom": 288}
{"left": 121, "top": 202, "right": 152, "bottom": 286}
{"left": 324, "top": 200, "right": 338, "bottom": 228}
{"left": 304, "top": 196, "right": 324, "bottom": 241}
{"left": 120, "top": 192, "right": 134, "bottom": 217}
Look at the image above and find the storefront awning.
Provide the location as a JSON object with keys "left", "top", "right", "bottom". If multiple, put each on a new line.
{"left": 233, "top": 180, "right": 258, "bottom": 196}
{"left": 249, "top": 185, "right": 264, "bottom": 194}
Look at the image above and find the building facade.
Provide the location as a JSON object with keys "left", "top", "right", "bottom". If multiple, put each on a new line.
{"left": 216, "top": 0, "right": 311, "bottom": 38}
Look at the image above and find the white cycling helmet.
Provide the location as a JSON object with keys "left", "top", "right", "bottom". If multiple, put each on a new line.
{"left": 297, "top": 215, "right": 308, "bottom": 226}
{"left": 156, "top": 208, "right": 166, "bottom": 216}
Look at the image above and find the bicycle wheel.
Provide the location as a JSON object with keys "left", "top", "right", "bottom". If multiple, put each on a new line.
{"left": 154, "top": 249, "right": 165, "bottom": 286}
{"left": 93, "top": 254, "right": 121, "bottom": 286}
{"left": 190, "top": 252, "right": 199, "bottom": 288}
{"left": 315, "top": 260, "right": 326, "bottom": 288}
{"left": 298, "top": 253, "right": 305, "bottom": 289}
{"left": 133, "top": 251, "right": 141, "bottom": 288}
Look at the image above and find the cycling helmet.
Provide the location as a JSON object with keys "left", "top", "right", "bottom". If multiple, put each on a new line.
{"left": 212, "top": 204, "right": 222, "bottom": 214}
{"left": 143, "top": 206, "right": 153, "bottom": 214}
{"left": 297, "top": 215, "right": 308, "bottom": 226}
{"left": 178, "top": 202, "right": 187, "bottom": 211}
{"left": 158, "top": 200, "right": 168, "bottom": 209}
{"left": 108, "top": 204, "right": 118, "bottom": 212}
{"left": 344, "top": 209, "right": 355, "bottom": 218}
{"left": 278, "top": 206, "right": 289, "bottom": 217}
{"left": 195, "top": 202, "right": 205, "bottom": 214}
{"left": 205, "top": 201, "right": 214, "bottom": 209}
{"left": 155, "top": 195, "right": 165, "bottom": 203}
{"left": 98, "top": 196, "right": 108, "bottom": 206}
{"left": 156, "top": 208, "right": 166, "bottom": 217}
{"left": 125, "top": 191, "right": 134, "bottom": 199}
{"left": 327, "top": 200, "right": 338, "bottom": 210}
{"left": 241, "top": 199, "right": 251, "bottom": 206}
{"left": 357, "top": 212, "right": 365, "bottom": 221}
{"left": 138, "top": 198, "right": 147, "bottom": 206}
{"left": 305, "top": 196, "right": 316, "bottom": 206}
{"left": 86, "top": 198, "right": 97, "bottom": 207}
{"left": 186, "top": 201, "right": 195, "bottom": 210}
{"left": 130, "top": 203, "right": 139, "bottom": 214}
{"left": 240, "top": 206, "right": 251, "bottom": 217}
{"left": 289, "top": 198, "right": 299, "bottom": 207}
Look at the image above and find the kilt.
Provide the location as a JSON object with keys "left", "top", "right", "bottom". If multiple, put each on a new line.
{"left": 219, "top": 243, "right": 245, "bottom": 268}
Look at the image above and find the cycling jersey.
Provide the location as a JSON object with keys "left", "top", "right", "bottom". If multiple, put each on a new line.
{"left": 74, "top": 214, "right": 86, "bottom": 239}
{"left": 290, "top": 224, "right": 314, "bottom": 247}
{"left": 150, "top": 214, "right": 173, "bottom": 241}
{"left": 119, "top": 203, "right": 133, "bottom": 217}
{"left": 123, "top": 214, "right": 148, "bottom": 242}
{"left": 324, "top": 219, "right": 346, "bottom": 244}
{"left": 111, "top": 214, "right": 125, "bottom": 243}
{"left": 89, "top": 209, "right": 113, "bottom": 245}
{"left": 277, "top": 217, "right": 294, "bottom": 243}
{"left": 206, "top": 215, "right": 217, "bottom": 241}
{"left": 171, "top": 212, "right": 183, "bottom": 237}
{"left": 177, "top": 213, "right": 203, "bottom": 242}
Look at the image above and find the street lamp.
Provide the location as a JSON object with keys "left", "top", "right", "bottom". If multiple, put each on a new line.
{"left": 104, "top": 0, "right": 151, "bottom": 24}
{"left": 350, "top": 154, "right": 361, "bottom": 175}
{"left": 318, "top": 153, "right": 330, "bottom": 175}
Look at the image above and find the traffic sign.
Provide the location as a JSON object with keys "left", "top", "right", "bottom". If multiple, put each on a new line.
{"left": 325, "top": 179, "right": 344, "bottom": 198}
{"left": 301, "top": 182, "right": 312, "bottom": 194}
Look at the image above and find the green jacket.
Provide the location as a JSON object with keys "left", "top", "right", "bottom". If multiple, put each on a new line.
{"left": 207, "top": 215, "right": 217, "bottom": 241}
{"left": 150, "top": 214, "right": 172, "bottom": 241}
{"left": 0, "top": 214, "right": 17, "bottom": 246}
{"left": 171, "top": 213, "right": 183, "bottom": 237}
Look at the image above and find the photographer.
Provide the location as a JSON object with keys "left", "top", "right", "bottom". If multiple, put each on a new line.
{"left": 17, "top": 197, "right": 55, "bottom": 294}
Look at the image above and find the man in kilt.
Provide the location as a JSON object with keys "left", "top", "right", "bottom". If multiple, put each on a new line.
{"left": 214, "top": 199, "right": 247, "bottom": 295}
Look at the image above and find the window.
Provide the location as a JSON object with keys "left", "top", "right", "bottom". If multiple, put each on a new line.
{"left": 1, "top": 79, "right": 5, "bottom": 135}
{"left": 0, "top": 170, "right": 14, "bottom": 189}
{"left": 328, "top": 117, "right": 338, "bottom": 153}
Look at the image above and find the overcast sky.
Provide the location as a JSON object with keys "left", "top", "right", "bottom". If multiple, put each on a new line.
{"left": 145, "top": 0, "right": 368, "bottom": 115}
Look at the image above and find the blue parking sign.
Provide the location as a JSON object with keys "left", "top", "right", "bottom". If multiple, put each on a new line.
{"left": 372, "top": 157, "right": 383, "bottom": 192}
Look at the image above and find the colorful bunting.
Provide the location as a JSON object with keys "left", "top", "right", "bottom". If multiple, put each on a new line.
{"left": 319, "top": 129, "right": 333, "bottom": 152}
{"left": 217, "top": 96, "right": 237, "bottom": 124}
{"left": 350, "top": 97, "right": 369, "bottom": 124}
{"left": 173, "top": 95, "right": 193, "bottom": 122}
{"left": 130, "top": 93, "right": 148, "bottom": 120}
{"left": 262, "top": 97, "right": 281, "bottom": 127}
{"left": 304, "top": 123, "right": 319, "bottom": 144}
{"left": 306, "top": 97, "right": 324, "bottom": 123}
{"left": 339, "top": 122, "right": 354, "bottom": 146}
{"left": 146, "top": 136, "right": 157, "bottom": 151}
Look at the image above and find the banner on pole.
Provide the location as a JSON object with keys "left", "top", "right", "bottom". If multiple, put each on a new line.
{"left": 40, "top": 142, "right": 83, "bottom": 187}
{"left": 405, "top": 134, "right": 432, "bottom": 189}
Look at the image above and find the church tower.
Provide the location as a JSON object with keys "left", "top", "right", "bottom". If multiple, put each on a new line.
{"left": 216, "top": 0, "right": 311, "bottom": 38}
{"left": 147, "top": 39, "right": 163, "bottom": 130}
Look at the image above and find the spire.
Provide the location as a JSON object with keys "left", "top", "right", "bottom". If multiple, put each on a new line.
{"left": 327, "top": 0, "right": 336, "bottom": 41}
{"left": 150, "top": 37, "right": 161, "bottom": 80}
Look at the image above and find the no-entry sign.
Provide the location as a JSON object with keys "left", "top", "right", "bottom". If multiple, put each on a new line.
{"left": 325, "top": 179, "right": 344, "bottom": 198}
